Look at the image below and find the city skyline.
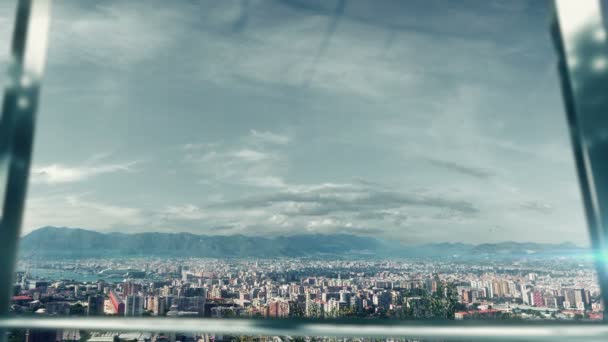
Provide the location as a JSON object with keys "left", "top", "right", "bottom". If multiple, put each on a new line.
{"left": 13, "top": 254, "right": 602, "bottom": 322}
{"left": 0, "top": 0, "right": 592, "bottom": 245}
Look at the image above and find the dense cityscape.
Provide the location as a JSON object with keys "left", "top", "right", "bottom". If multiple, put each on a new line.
{"left": 8, "top": 254, "right": 603, "bottom": 342}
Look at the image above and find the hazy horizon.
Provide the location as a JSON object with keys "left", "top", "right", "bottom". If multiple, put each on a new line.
{"left": 0, "top": 0, "right": 592, "bottom": 246}
{"left": 21, "top": 225, "right": 588, "bottom": 248}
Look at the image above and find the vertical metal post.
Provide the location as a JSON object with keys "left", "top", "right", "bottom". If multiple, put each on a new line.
{"left": 553, "top": 0, "right": 608, "bottom": 318}
{"left": 0, "top": 0, "right": 51, "bottom": 340}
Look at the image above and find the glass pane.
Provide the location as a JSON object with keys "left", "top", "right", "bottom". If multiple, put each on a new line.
{"left": 0, "top": 0, "right": 16, "bottom": 91}
{"left": 8, "top": 0, "right": 603, "bottom": 325}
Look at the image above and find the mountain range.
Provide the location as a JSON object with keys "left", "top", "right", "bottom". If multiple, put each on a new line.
{"left": 19, "top": 226, "right": 589, "bottom": 260}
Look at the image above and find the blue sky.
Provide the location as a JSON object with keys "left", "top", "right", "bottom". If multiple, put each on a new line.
{"left": 0, "top": 0, "right": 592, "bottom": 245}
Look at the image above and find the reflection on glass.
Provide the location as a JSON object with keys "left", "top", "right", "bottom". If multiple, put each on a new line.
{"left": 0, "top": 1, "right": 16, "bottom": 91}
{"left": 2, "top": 0, "right": 602, "bottom": 332}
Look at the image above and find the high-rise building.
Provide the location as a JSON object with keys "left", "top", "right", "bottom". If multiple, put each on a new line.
{"left": 521, "top": 285, "right": 532, "bottom": 305}
{"left": 87, "top": 295, "right": 104, "bottom": 316}
{"left": 45, "top": 302, "right": 70, "bottom": 316}
{"left": 522, "top": 289, "right": 530, "bottom": 305}
{"left": 492, "top": 282, "right": 501, "bottom": 298}
{"left": 305, "top": 299, "right": 324, "bottom": 318}
{"left": 146, "top": 296, "right": 156, "bottom": 312}
{"left": 483, "top": 280, "right": 494, "bottom": 298}
{"left": 508, "top": 282, "right": 518, "bottom": 296}
{"left": 153, "top": 296, "right": 167, "bottom": 316}
{"left": 326, "top": 298, "right": 347, "bottom": 317}
{"left": 109, "top": 290, "right": 124, "bottom": 315}
{"left": 532, "top": 291, "right": 544, "bottom": 307}
{"left": 125, "top": 295, "right": 144, "bottom": 316}
{"left": 424, "top": 279, "right": 438, "bottom": 293}
{"left": 462, "top": 289, "right": 474, "bottom": 304}
{"left": 123, "top": 281, "right": 141, "bottom": 296}
{"left": 373, "top": 292, "right": 391, "bottom": 310}
{"left": 558, "top": 288, "right": 587, "bottom": 309}
{"left": 350, "top": 295, "right": 363, "bottom": 312}
{"left": 574, "top": 288, "right": 587, "bottom": 310}
{"left": 500, "top": 281, "right": 510, "bottom": 296}
{"left": 339, "top": 291, "right": 351, "bottom": 304}
{"left": 267, "top": 298, "right": 290, "bottom": 318}
{"left": 544, "top": 295, "right": 558, "bottom": 309}
{"left": 175, "top": 296, "right": 205, "bottom": 315}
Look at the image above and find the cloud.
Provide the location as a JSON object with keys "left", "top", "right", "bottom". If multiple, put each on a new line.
{"left": 186, "top": 147, "right": 283, "bottom": 187}
{"left": 216, "top": 181, "right": 479, "bottom": 224}
{"left": 424, "top": 158, "right": 493, "bottom": 179}
{"left": 26, "top": 179, "right": 475, "bottom": 239}
{"left": 184, "top": 0, "right": 541, "bottom": 99}
{"left": 519, "top": 201, "right": 553, "bottom": 214}
{"left": 161, "top": 204, "right": 206, "bottom": 220}
{"left": 232, "top": 149, "right": 271, "bottom": 162}
{"left": 182, "top": 142, "right": 219, "bottom": 151}
{"left": 159, "top": 178, "right": 491, "bottom": 240}
{"left": 250, "top": 130, "right": 290, "bottom": 145}
{"left": 184, "top": 130, "right": 287, "bottom": 188}
{"left": 65, "top": 196, "right": 145, "bottom": 225}
{"left": 31, "top": 161, "right": 136, "bottom": 184}
{"left": 244, "top": 176, "right": 286, "bottom": 188}
{"left": 12, "top": 1, "right": 591, "bottom": 245}
{"left": 40, "top": 1, "right": 498, "bottom": 99}
{"left": 23, "top": 193, "right": 146, "bottom": 234}
{"left": 47, "top": 1, "right": 197, "bottom": 69}
{"left": 304, "top": 216, "right": 383, "bottom": 235}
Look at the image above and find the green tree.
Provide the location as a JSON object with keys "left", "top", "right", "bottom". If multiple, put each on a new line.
{"left": 69, "top": 303, "right": 86, "bottom": 316}
{"left": 290, "top": 304, "right": 305, "bottom": 318}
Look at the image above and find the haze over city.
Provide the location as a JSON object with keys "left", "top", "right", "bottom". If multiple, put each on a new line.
{"left": 0, "top": 0, "right": 592, "bottom": 245}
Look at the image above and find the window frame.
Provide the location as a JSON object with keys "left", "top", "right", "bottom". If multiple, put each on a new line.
{"left": 1, "top": 0, "right": 608, "bottom": 340}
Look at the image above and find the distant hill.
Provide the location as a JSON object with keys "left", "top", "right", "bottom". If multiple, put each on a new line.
{"left": 19, "top": 226, "right": 589, "bottom": 260}
{"left": 20, "top": 226, "right": 382, "bottom": 259}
